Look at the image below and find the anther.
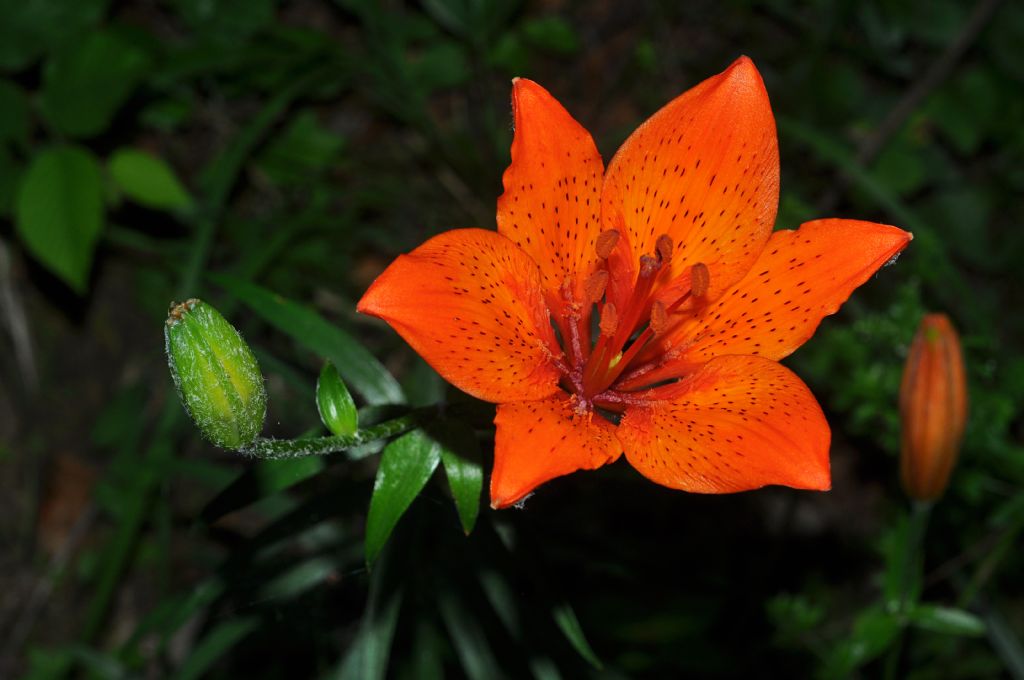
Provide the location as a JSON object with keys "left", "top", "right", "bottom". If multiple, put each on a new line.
{"left": 655, "top": 234, "right": 673, "bottom": 263}
{"left": 649, "top": 300, "right": 668, "bottom": 336}
{"left": 584, "top": 270, "right": 609, "bottom": 305}
{"left": 595, "top": 230, "right": 620, "bottom": 259}
{"left": 599, "top": 303, "right": 618, "bottom": 337}
{"left": 639, "top": 254, "right": 661, "bottom": 278}
{"left": 691, "top": 262, "right": 710, "bottom": 298}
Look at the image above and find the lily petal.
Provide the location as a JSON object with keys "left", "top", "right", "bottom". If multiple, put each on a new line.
{"left": 602, "top": 56, "right": 779, "bottom": 307}
{"left": 358, "top": 228, "right": 562, "bottom": 403}
{"left": 498, "top": 78, "right": 605, "bottom": 318}
{"left": 491, "top": 393, "right": 621, "bottom": 508}
{"left": 618, "top": 355, "right": 830, "bottom": 493}
{"left": 621, "top": 219, "right": 912, "bottom": 387}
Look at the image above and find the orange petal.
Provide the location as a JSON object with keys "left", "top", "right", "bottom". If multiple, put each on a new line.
{"left": 618, "top": 355, "right": 830, "bottom": 493}
{"left": 491, "top": 394, "right": 621, "bottom": 508}
{"left": 622, "top": 219, "right": 912, "bottom": 387}
{"left": 497, "top": 78, "right": 604, "bottom": 315}
{"left": 602, "top": 56, "right": 779, "bottom": 305}
{"left": 357, "top": 228, "right": 562, "bottom": 403}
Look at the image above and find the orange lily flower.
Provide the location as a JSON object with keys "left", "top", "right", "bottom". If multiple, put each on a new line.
{"left": 358, "top": 57, "right": 912, "bottom": 508}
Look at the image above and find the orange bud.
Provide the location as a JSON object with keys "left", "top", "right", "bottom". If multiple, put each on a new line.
{"left": 899, "top": 314, "right": 968, "bottom": 502}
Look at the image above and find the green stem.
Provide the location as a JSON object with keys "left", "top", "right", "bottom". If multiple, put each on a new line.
{"left": 885, "top": 501, "right": 933, "bottom": 679}
{"left": 242, "top": 414, "right": 421, "bottom": 460}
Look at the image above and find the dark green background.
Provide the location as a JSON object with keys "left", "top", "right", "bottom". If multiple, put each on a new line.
{"left": 1, "top": 0, "right": 1022, "bottom": 677}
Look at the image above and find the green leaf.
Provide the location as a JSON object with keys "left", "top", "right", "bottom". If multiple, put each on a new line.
{"left": 0, "top": 80, "right": 30, "bottom": 148}
{"left": 202, "top": 456, "right": 325, "bottom": 523}
{"left": 437, "top": 585, "right": 504, "bottom": 680}
{"left": 0, "top": 0, "right": 108, "bottom": 71}
{"left": 211, "top": 274, "right": 404, "bottom": 405}
{"left": 521, "top": 16, "right": 580, "bottom": 55}
{"left": 15, "top": 145, "right": 104, "bottom": 293}
{"left": 40, "top": 29, "right": 151, "bottom": 138}
{"left": 552, "top": 601, "right": 602, "bottom": 669}
{"left": 338, "top": 545, "right": 405, "bottom": 680}
{"left": 0, "top": 147, "right": 22, "bottom": 217}
{"left": 109, "top": 149, "right": 193, "bottom": 211}
{"left": 435, "top": 420, "right": 483, "bottom": 534}
{"left": 822, "top": 608, "right": 900, "bottom": 679}
{"left": 365, "top": 429, "right": 441, "bottom": 567}
{"left": 256, "top": 110, "right": 345, "bottom": 185}
{"left": 173, "top": 617, "right": 259, "bottom": 680}
{"left": 909, "top": 604, "right": 986, "bottom": 637}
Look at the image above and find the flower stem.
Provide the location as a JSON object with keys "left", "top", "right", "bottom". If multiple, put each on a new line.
{"left": 884, "top": 500, "right": 933, "bottom": 679}
{"left": 241, "top": 413, "right": 421, "bottom": 460}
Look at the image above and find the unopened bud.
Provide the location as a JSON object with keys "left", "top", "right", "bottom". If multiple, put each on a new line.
{"left": 165, "top": 299, "right": 266, "bottom": 449}
{"left": 899, "top": 314, "right": 967, "bottom": 502}
{"left": 317, "top": 361, "right": 358, "bottom": 436}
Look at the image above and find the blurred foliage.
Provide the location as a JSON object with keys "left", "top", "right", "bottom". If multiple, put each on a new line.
{"left": 1, "top": 0, "right": 1023, "bottom": 678}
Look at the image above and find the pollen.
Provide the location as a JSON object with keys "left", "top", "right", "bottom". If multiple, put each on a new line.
{"left": 691, "top": 262, "right": 710, "bottom": 298}
{"left": 656, "top": 234, "right": 673, "bottom": 263}
{"left": 584, "top": 270, "right": 609, "bottom": 304}
{"left": 599, "top": 303, "right": 618, "bottom": 337}
{"left": 595, "top": 230, "right": 620, "bottom": 259}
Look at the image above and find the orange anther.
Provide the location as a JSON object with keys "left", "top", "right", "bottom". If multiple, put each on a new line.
{"left": 656, "top": 234, "right": 673, "bottom": 263}
{"left": 584, "top": 270, "right": 609, "bottom": 304}
{"left": 595, "top": 230, "right": 620, "bottom": 259}
{"left": 599, "top": 303, "right": 618, "bottom": 337}
{"left": 691, "top": 262, "right": 710, "bottom": 298}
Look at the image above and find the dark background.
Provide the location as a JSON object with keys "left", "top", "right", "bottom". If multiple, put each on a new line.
{"left": 1, "top": 0, "right": 1022, "bottom": 677}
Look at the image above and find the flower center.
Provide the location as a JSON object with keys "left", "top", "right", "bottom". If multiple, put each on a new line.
{"left": 558, "top": 230, "right": 710, "bottom": 413}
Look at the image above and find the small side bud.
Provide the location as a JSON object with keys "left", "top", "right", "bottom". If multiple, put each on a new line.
{"left": 899, "top": 314, "right": 968, "bottom": 502}
{"left": 165, "top": 299, "right": 266, "bottom": 449}
{"left": 317, "top": 361, "right": 358, "bottom": 436}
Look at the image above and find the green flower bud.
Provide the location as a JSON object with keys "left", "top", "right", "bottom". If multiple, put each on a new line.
{"left": 316, "top": 361, "right": 358, "bottom": 436}
{"left": 165, "top": 299, "right": 266, "bottom": 449}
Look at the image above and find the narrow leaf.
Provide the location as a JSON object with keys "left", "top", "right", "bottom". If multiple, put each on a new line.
{"left": 364, "top": 429, "right": 440, "bottom": 568}
{"left": 173, "top": 617, "right": 259, "bottom": 680}
{"left": 437, "top": 586, "right": 505, "bottom": 680}
{"left": 435, "top": 420, "right": 483, "bottom": 534}
{"left": 909, "top": 604, "right": 986, "bottom": 637}
{"left": 212, "top": 274, "right": 404, "bottom": 405}
{"left": 109, "top": 148, "right": 193, "bottom": 210}
{"left": 15, "top": 145, "right": 104, "bottom": 293}
{"left": 337, "top": 551, "right": 404, "bottom": 680}
{"left": 552, "top": 602, "right": 602, "bottom": 670}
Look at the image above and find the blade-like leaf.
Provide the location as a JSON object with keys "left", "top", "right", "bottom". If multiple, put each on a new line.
{"left": 364, "top": 429, "right": 440, "bottom": 568}
{"left": 434, "top": 420, "right": 483, "bottom": 534}
{"left": 437, "top": 585, "right": 505, "bottom": 680}
{"left": 201, "top": 456, "right": 324, "bottom": 523}
{"left": 909, "top": 604, "right": 986, "bottom": 637}
{"left": 552, "top": 602, "right": 602, "bottom": 670}
{"left": 337, "top": 549, "right": 405, "bottom": 680}
{"left": 173, "top": 617, "right": 259, "bottom": 680}
{"left": 15, "top": 145, "right": 104, "bottom": 293}
{"left": 212, "top": 274, "right": 404, "bottom": 405}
